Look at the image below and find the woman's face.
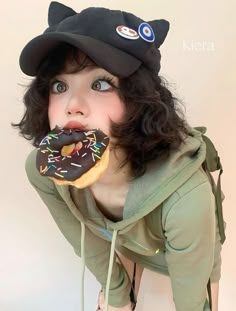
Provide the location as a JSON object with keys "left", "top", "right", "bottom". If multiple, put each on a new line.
{"left": 48, "top": 64, "right": 125, "bottom": 138}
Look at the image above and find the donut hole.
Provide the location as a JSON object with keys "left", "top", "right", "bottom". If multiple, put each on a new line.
{"left": 75, "top": 141, "right": 83, "bottom": 151}
{"left": 61, "top": 142, "right": 83, "bottom": 156}
{"left": 61, "top": 143, "right": 75, "bottom": 156}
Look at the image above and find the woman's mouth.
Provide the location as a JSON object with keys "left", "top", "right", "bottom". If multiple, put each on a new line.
{"left": 64, "top": 121, "right": 88, "bottom": 130}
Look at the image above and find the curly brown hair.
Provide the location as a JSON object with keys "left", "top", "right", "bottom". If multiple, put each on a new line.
{"left": 13, "top": 43, "right": 189, "bottom": 178}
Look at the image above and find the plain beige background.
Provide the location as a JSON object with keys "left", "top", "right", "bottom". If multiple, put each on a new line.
{"left": 1, "top": 0, "right": 235, "bottom": 310}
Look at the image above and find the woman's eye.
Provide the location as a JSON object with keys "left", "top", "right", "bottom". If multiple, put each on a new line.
{"left": 92, "top": 79, "right": 113, "bottom": 91}
{"left": 50, "top": 81, "right": 67, "bottom": 93}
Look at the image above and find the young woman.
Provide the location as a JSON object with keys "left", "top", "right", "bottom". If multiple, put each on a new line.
{"left": 15, "top": 2, "right": 223, "bottom": 310}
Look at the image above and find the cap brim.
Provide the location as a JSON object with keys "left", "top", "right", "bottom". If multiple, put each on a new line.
{"left": 19, "top": 32, "right": 141, "bottom": 78}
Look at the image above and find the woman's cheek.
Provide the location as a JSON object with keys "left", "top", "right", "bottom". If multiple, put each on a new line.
{"left": 48, "top": 99, "right": 60, "bottom": 129}
{"left": 112, "top": 100, "right": 125, "bottom": 122}
{"left": 105, "top": 99, "right": 125, "bottom": 123}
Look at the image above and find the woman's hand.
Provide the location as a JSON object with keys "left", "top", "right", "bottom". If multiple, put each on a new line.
{"left": 97, "top": 290, "right": 132, "bottom": 311}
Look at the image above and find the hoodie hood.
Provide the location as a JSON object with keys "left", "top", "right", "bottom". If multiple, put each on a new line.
{"left": 121, "top": 126, "right": 206, "bottom": 222}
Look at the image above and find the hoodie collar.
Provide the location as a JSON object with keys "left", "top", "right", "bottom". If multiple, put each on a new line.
{"left": 122, "top": 126, "right": 206, "bottom": 220}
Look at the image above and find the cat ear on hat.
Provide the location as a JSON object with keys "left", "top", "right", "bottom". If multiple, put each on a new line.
{"left": 148, "top": 19, "right": 170, "bottom": 48}
{"left": 48, "top": 1, "right": 76, "bottom": 26}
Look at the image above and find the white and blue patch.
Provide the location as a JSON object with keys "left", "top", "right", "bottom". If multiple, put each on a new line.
{"left": 99, "top": 228, "right": 112, "bottom": 240}
{"left": 138, "top": 22, "right": 155, "bottom": 42}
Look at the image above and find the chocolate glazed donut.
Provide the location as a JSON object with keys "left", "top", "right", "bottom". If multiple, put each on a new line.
{"left": 36, "top": 127, "right": 110, "bottom": 188}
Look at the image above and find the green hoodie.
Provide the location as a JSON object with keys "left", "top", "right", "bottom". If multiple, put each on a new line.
{"left": 25, "top": 126, "right": 222, "bottom": 311}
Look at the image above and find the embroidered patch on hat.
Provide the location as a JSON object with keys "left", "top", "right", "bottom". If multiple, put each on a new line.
{"left": 116, "top": 25, "right": 139, "bottom": 40}
{"left": 138, "top": 22, "right": 155, "bottom": 42}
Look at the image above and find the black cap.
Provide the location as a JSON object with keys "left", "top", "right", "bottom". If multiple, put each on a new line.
{"left": 19, "top": 1, "right": 170, "bottom": 78}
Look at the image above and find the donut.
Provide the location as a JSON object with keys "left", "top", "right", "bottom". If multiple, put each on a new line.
{"left": 36, "top": 126, "right": 110, "bottom": 188}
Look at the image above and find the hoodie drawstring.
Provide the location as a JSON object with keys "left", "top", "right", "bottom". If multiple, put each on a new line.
{"left": 80, "top": 222, "right": 86, "bottom": 311}
{"left": 104, "top": 229, "right": 118, "bottom": 311}
{"left": 80, "top": 227, "right": 135, "bottom": 310}
{"left": 79, "top": 226, "right": 118, "bottom": 311}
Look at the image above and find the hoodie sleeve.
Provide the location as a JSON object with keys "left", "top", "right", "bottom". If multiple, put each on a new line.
{"left": 163, "top": 179, "right": 218, "bottom": 311}
{"left": 25, "top": 149, "right": 131, "bottom": 307}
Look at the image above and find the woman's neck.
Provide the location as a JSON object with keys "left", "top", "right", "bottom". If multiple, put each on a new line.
{"left": 92, "top": 147, "right": 132, "bottom": 187}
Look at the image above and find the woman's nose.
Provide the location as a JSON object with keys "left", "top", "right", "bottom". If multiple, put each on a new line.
{"left": 65, "top": 95, "right": 89, "bottom": 116}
